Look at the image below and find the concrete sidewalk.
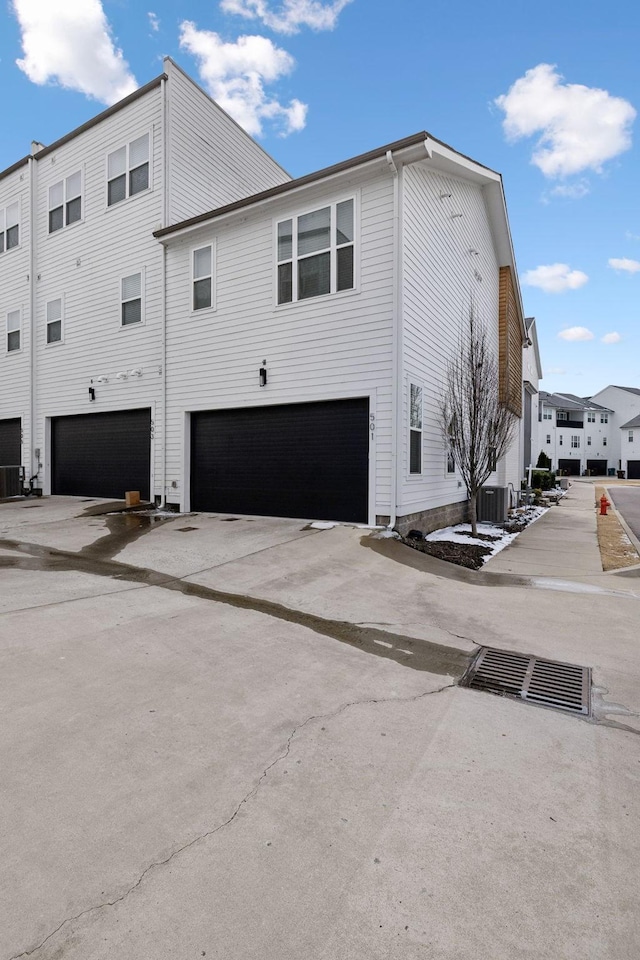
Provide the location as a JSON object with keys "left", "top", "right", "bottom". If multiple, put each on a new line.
{"left": 486, "top": 480, "right": 605, "bottom": 578}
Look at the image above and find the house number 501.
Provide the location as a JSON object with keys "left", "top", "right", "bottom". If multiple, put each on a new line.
{"left": 369, "top": 414, "right": 375, "bottom": 433}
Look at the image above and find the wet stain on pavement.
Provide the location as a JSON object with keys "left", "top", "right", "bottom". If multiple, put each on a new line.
{"left": 0, "top": 515, "right": 473, "bottom": 677}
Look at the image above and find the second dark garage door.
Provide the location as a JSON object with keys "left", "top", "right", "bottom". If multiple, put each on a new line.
{"left": 628, "top": 461, "right": 640, "bottom": 480}
{"left": 191, "top": 399, "right": 369, "bottom": 522}
{"left": 0, "top": 418, "right": 21, "bottom": 466}
{"left": 52, "top": 408, "right": 151, "bottom": 500}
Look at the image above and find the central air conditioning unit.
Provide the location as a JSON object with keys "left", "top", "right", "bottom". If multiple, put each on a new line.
{"left": 477, "top": 486, "right": 509, "bottom": 524}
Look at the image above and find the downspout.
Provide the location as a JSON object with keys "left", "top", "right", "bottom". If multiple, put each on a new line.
{"left": 28, "top": 156, "right": 38, "bottom": 490}
{"left": 386, "top": 150, "right": 399, "bottom": 530}
{"left": 159, "top": 76, "right": 168, "bottom": 506}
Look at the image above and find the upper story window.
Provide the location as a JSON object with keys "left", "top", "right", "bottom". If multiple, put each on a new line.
{"left": 192, "top": 245, "right": 213, "bottom": 311}
{"left": 409, "top": 383, "right": 423, "bottom": 475}
{"left": 629, "top": 430, "right": 634, "bottom": 442}
{"left": 546, "top": 434, "right": 551, "bottom": 444}
{"left": 121, "top": 272, "right": 143, "bottom": 326}
{"left": 46, "top": 298, "right": 63, "bottom": 344}
{"left": 0, "top": 201, "right": 20, "bottom": 253}
{"left": 557, "top": 411, "right": 567, "bottom": 421}
{"left": 6, "top": 309, "right": 20, "bottom": 352}
{"left": 600, "top": 413, "right": 608, "bottom": 424}
{"left": 603, "top": 437, "right": 607, "bottom": 446}
{"left": 49, "top": 172, "right": 82, "bottom": 233}
{"left": 587, "top": 412, "right": 595, "bottom": 422}
{"left": 277, "top": 198, "right": 354, "bottom": 304}
{"left": 587, "top": 436, "right": 591, "bottom": 445}
{"left": 107, "top": 134, "right": 150, "bottom": 206}
{"left": 571, "top": 435, "right": 580, "bottom": 448}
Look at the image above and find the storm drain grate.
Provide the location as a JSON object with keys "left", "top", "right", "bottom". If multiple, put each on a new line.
{"left": 461, "top": 647, "right": 591, "bottom": 716}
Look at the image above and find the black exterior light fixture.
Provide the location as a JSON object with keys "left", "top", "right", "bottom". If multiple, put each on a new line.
{"left": 259, "top": 360, "right": 267, "bottom": 387}
{"left": 88, "top": 386, "right": 96, "bottom": 401}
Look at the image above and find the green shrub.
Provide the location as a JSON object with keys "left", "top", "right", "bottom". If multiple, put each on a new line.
{"left": 536, "top": 450, "right": 552, "bottom": 469}
{"left": 531, "top": 470, "right": 556, "bottom": 490}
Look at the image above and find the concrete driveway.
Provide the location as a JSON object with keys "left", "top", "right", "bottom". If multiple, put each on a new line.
{"left": 1, "top": 495, "right": 639, "bottom": 960}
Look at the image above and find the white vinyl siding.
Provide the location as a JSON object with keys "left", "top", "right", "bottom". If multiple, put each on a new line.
{"left": 107, "top": 133, "right": 150, "bottom": 206}
{"left": 49, "top": 171, "right": 82, "bottom": 233}
{"left": 276, "top": 198, "right": 355, "bottom": 304}
{"left": 0, "top": 200, "right": 20, "bottom": 253}
{"left": 6, "top": 309, "right": 21, "bottom": 352}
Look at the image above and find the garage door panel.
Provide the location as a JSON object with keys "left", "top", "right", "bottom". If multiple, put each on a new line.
{"left": 52, "top": 409, "right": 151, "bottom": 500}
{"left": 0, "top": 418, "right": 21, "bottom": 466}
{"left": 191, "top": 399, "right": 369, "bottom": 522}
{"left": 628, "top": 461, "right": 640, "bottom": 480}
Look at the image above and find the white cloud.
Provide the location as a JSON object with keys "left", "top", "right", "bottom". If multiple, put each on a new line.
{"left": 179, "top": 21, "right": 307, "bottom": 136}
{"left": 148, "top": 11, "right": 160, "bottom": 32}
{"left": 608, "top": 257, "right": 640, "bottom": 274}
{"left": 220, "top": 0, "right": 352, "bottom": 34}
{"left": 495, "top": 63, "right": 636, "bottom": 178}
{"left": 557, "top": 326, "right": 594, "bottom": 342}
{"left": 625, "top": 231, "right": 640, "bottom": 241}
{"left": 12, "top": 0, "right": 137, "bottom": 105}
{"left": 548, "top": 180, "right": 590, "bottom": 200}
{"left": 601, "top": 332, "right": 622, "bottom": 344}
{"left": 522, "top": 263, "right": 589, "bottom": 293}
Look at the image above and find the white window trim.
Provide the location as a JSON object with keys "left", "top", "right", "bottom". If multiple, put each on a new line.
{"left": 105, "top": 130, "right": 153, "bottom": 209}
{"left": 47, "top": 168, "right": 84, "bottom": 234}
{"left": 408, "top": 380, "right": 424, "bottom": 478}
{"left": 0, "top": 198, "right": 21, "bottom": 254}
{"left": 571, "top": 435, "right": 580, "bottom": 449}
{"left": 6, "top": 307, "right": 22, "bottom": 354}
{"left": 629, "top": 431, "right": 634, "bottom": 442}
{"left": 600, "top": 414, "right": 608, "bottom": 423}
{"left": 274, "top": 193, "right": 359, "bottom": 307}
{"left": 45, "top": 296, "right": 64, "bottom": 347}
{"left": 190, "top": 241, "right": 216, "bottom": 314}
{"left": 119, "top": 268, "right": 145, "bottom": 329}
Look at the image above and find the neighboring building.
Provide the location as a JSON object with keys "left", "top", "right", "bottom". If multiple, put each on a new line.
{"left": 522, "top": 316, "right": 542, "bottom": 475}
{"left": 1, "top": 65, "right": 530, "bottom": 532}
{"left": 590, "top": 386, "right": 640, "bottom": 479}
{"left": 0, "top": 58, "right": 289, "bottom": 499}
{"left": 538, "top": 392, "right": 613, "bottom": 476}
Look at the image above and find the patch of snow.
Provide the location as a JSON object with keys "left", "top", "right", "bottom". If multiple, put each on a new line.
{"left": 310, "top": 521, "right": 337, "bottom": 530}
{"left": 372, "top": 529, "right": 401, "bottom": 539}
{"left": 423, "top": 506, "right": 548, "bottom": 563}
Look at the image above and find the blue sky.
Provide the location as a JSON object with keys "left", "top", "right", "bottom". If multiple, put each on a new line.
{"left": 1, "top": 0, "right": 638, "bottom": 397}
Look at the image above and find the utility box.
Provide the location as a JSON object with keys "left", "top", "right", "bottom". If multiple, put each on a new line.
{"left": 477, "top": 486, "right": 509, "bottom": 524}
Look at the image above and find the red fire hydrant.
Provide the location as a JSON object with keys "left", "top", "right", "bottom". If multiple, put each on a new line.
{"left": 600, "top": 494, "right": 610, "bottom": 516}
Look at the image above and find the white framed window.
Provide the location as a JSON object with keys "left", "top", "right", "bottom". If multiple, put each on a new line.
{"left": 107, "top": 133, "right": 150, "bottom": 206}
{"left": 276, "top": 198, "right": 355, "bottom": 304}
{"left": 192, "top": 244, "right": 213, "bottom": 311}
{"left": 546, "top": 434, "right": 551, "bottom": 444}
{"left": 46, "top": 298, "right": 63, "bottom": 344}
{"left": 542, "top": 410, "right": 552, "bottom": 420}
{"left": 603, "top": 437, "right": 607, "bottom": 446}
{"left": 120, "top": 272, "right": 143, "bottom": 326}
{"left": 0, "top": 201, "right": 20, "bottom": 253}
{"left": 629, "top": 431, "right": 634, "bottom": 442}
{"left": 49, "top": 171, "right": 82, "bottom": 233}
{"left": 587, "top": 436, "right": 591, "bottom": 446}
{"left": 571, "top": 435, "right": 580, "bottom": 448}
{"left": 600, "top": 413, "right": 608, "bottom": 424}
{"left": 559, "top": 435, "right": 563, "bottom": 446}
{"left": 557, "top": 411, "right": 567, "bottom": 421}
{"left": 7, "top": 309, "right": 21, "bottom": 352}
{"left": 409, "top": 383, "right": 423, "bottom": 475}
{"left": 587, "top": 412, "right": 595, "bottom": 422}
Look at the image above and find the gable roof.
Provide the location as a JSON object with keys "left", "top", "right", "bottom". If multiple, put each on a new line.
{"left": 621, "top": 414, "right": 640, "bottom": 429}
{"left": 539, "top": 391, "right": 613, "bottom": 413}
{"left": 611, "top": 385, "right": 640, "bottom": 397}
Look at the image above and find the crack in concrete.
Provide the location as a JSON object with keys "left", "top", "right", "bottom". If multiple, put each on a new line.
{"left": 6, "top": 683, "right": 455, "bottom": 960}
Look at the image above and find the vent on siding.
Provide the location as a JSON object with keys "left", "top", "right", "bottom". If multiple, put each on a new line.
{"left": 461, "top": 647, "right": 591, "bottom": 716}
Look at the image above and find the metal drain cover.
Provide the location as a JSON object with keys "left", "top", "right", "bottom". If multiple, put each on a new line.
{"left": 461, "top": 647, "right": 591, "bottom": 716}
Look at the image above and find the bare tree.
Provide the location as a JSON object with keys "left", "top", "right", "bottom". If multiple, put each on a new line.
{"left": 441, "top": 304, "right": 518, "bottom": 537}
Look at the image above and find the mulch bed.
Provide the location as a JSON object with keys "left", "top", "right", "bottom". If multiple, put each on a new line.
{"left": 401, "top": 536, "right": 492, "bottom": 570}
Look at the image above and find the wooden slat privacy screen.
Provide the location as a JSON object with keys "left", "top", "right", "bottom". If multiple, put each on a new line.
{"left": 498, "top": 266, "right": 523, "bottom": 417}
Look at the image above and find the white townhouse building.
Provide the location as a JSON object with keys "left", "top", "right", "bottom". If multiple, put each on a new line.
{"left": 590, "top": 385, "right": 640, "bottom": 479}
{"left": 0, "top": 58, "right": 289, "bottom": 501}
{"left": 521, "top": 316, "right": 542, "bottom": 476}
{"left": 538, "top": 392, "right": 613, "bottom": 476}
{"left": 156, "top": 134, "right": 528, "bottom": 532}
{"left": 1, "top": 64, "right": 530, "bottom": 532}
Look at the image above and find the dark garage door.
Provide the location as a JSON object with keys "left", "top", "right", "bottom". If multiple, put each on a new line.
{"left": 52, "top": 409, "right": 151, "bottom": 500}
{"left": 587, "top": 459, "right": 607, "bottom": 476}
{"left": 0, "top": 418, "right": 21, "bottom": 465}
{"left": 628, "top": 461, "right": 640, "bottom": 480}
{"left": 191, "top": 399, "right": 369, "bottom": 522}
{"left": 558, "top": 458, "right": 580, "bottom": 477}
